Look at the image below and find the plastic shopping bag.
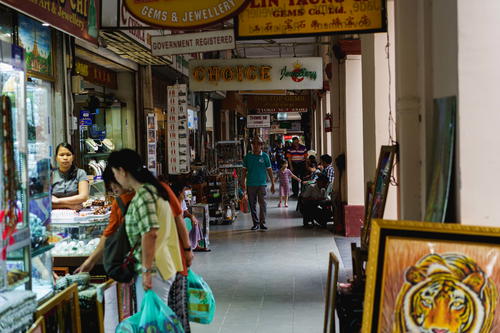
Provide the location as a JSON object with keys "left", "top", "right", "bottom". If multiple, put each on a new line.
{"left": 240, "top": 194, "right": 249, "bottom": 214}
{"left": 116, "top": 290, "right": 184, "bottom": 333}
{"left": 187, "top": 270, "right": 216, "bottom": 324}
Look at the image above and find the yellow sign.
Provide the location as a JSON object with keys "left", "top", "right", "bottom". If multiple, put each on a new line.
{"left": 124, "top": 0, "right": 251, "bottom": 29}
{"left": 236, "top": 0, "right": 385, "bottom": 39}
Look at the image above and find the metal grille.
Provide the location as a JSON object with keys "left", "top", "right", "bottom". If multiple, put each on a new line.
{"left": 99, "top": 31, "right": 173, "bottom": 65}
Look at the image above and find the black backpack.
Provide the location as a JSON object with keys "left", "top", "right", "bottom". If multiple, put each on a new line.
{"left": 103, "top": 196, "right": 138, "bottom": 283}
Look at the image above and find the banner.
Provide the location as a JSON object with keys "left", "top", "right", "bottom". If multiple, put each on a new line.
{"left": 152, "top": 30, "right": 235, "bottom": 56}
{"left": 123, "top": 0, "right": 251, "bottom": 29}
{"left": 2, "top": 0, "right": 99, "bottom": 44}
{"left": 167, "top": 84, "right": 190, "bottom": 175}
{"left": 247, "top": 115, "right": 271, "bottom": 128}
{"left": 247, "top": 94, "right": 310, "bottom": 113}
{"left": 189, "top": 57, "right": 322, "bottom": 91}
{"left": 236, "top": 0, "right": 385, "bottom": 39}
{"left": 147, "top": 113, "right": 157, "bottom": 175}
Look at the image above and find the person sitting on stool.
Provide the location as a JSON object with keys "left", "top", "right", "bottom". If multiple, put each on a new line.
{"left": 300, "top": 174, "right": 332, "bottom": 227}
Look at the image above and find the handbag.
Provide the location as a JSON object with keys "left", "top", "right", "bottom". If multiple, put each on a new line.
{"left": 103, "top": 197, "right": 138, "bottom": 283}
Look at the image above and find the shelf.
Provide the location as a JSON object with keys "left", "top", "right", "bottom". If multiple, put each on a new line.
{"left": 31, "top": 244, "right": 54, "bottom": 258}
{"left": 6, "top": 228, "right": 31, "bottom": 253}
{"left": 30, "top": 192, "right": 50, "bottom": 200}
{"left": 3, "top": 276, "right": 30, "bottom": 291}
{"left": 82, "top": 152, "right": 111, "bottom": 158}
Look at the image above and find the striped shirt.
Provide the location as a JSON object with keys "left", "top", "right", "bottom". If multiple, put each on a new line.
{"left": 287, "top": 144, "right": 308, "bottom": 162}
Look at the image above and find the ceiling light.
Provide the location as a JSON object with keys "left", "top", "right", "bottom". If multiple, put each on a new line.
{"left": 42, "top": 23, "right": 50, "bottom": 26}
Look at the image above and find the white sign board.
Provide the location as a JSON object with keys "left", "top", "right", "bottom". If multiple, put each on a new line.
{"left": 247, "top": 115, "right": 271, "bottom": 128}
{"left": 167, "top": 84, "right": 190, "bottom": 175}
{"left": 152, "top": 30, "right": 235, "bottom": 56}
{"left": 189, "top": 57, "right": 323, "bottom": 91}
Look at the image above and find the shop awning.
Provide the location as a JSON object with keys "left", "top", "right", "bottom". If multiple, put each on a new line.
{"left": 99, "top": 31, "right": 173, "bottom": 66}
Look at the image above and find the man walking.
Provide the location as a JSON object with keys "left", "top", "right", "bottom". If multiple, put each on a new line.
{"left": 287, "top": 137, "right": 308, "bottom": 197}
{"left": 242, "top": 136, "right": 275, "bottom": 230}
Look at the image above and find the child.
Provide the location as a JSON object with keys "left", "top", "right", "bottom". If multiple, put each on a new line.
{"left": 276, "top": 160, "right": 302, "bottom": 207}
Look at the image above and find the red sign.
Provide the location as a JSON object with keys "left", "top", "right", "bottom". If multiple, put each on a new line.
{"left": 75, "top": 58, "right": 117, "bottom": 89}
{"left": 1, "top": 0, "right": 100, "bottom": 44}
{"left": 247, "top": 94, "right": 310, "bottom": 114}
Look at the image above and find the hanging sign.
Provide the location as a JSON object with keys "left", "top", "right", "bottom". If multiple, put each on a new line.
{"left": 146, "top": 113, "right": 157, "bottom": 175}
{"left": 75, "top": 58, "right": 118, "bottom": 90}
{"left": 152, "top": 30, "right": 235, "bottom": 56}
{"left": 247, "top": 115, "right": 271, "bottom": 128}
{"left": 236, "top": 0, "right": 385, "bottom": 40}
{"left": 247, "top": 94, "right": 310, "bottom": 113}
{"left": 167, "top": 84, "right": 190, "bottom": 175}
{"left": 2, "top": 0, "right": 99, "bottom": 45}
{"left": 189, "top": 57, "right": 322, "bottom": 91}
{"left": 123, "top": 0, "right": 251, "bottom": 29}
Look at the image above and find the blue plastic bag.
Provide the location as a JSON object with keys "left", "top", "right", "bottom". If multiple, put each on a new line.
{"left": 187, "top": 270, "right": 216, "bottom": 324}
{"left": 116, "top": 290, "right": 184, "bottom": 333}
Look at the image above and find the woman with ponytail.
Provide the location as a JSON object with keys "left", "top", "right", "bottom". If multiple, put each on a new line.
{"left": 107, "top": 149, "right": 187, "bottom": 305}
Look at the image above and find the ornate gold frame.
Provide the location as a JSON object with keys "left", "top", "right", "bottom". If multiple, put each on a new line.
{"left": 362, "top": 219, "right": 500, "bottom": 332}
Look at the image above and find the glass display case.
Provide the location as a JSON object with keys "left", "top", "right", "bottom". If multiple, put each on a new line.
{"left": 0, "top": 41, "right": 31, "bottom": 293}
{"left": 75, "top": 93, "right": 124, "bottom": 180}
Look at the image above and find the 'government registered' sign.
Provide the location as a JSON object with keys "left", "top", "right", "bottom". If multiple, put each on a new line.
{"left": 152, "top": 30, "right": 235, "bottom": 56}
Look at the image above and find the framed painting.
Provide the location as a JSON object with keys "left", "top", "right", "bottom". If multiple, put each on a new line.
{"left": 323, "top": 252, "right": 339, "bottom": 333}
{"left": 17, "top": 14, "right": 54, "bottom": 80}
{"left": 362, "top": 146, "right": 397, "bottom": 251}
{"left": 362, "top": 219, "right": 500, "bottom": 333}
{"left": 424, "top": 96, "right": 456, "bottom": 222}
{"left": 361, "top": 181, "right": 374, "bottom": 250}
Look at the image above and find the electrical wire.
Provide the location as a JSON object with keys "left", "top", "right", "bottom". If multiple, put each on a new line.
{"left": 386, "top": 24, "right": 399, "bottom": 186}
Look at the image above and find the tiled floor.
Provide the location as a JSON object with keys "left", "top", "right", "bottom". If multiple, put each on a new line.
{"left": 190, "top": 195, "right": 343, "bottom": 333}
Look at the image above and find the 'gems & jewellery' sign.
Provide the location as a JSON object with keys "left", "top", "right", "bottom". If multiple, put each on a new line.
{"left": 123, "top": 0, "right": 251, "bottom": 29}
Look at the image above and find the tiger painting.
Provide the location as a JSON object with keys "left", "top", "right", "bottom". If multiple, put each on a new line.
{"left": 392, "top": 253, "right": 497, "bottom": 333}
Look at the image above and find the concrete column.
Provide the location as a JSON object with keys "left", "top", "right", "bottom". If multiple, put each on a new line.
{"left": 457, "top": 0, "right": 500, "bottom": 226}
{"left": 321, "top": 94, "right": 328, "bottom": 154}
{"left": 138, "top": 65, "right": 154, "bottom": 157}
{"left": 394, "top": 0, "right": 433, "bottom": 220}
{"left": 344, "top": 55, "right": 364, "bottom": 205}
{"left": 361, "top": 0, "right": 397, "bottom": 219}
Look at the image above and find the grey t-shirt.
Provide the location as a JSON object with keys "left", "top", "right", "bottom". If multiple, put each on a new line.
{"left": 52, "top": 168, "right": 88, "bottom": 198}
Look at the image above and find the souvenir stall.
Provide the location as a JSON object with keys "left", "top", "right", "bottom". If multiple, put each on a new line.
{"left": 207, "top": 141, "right": 243, "bottom": 225}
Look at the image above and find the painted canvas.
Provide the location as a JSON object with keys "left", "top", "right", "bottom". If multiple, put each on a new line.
{"left": 17, "top": 15, "right": 53, "bottom": 79}
{"left": 424, "top": 96, "right": 456, "bottom": 222}
{"left": 362, "top": 219, "right": 500, "bottom": 333}
{"left": 362, "top": 146, "right": 397, "bottom": 250}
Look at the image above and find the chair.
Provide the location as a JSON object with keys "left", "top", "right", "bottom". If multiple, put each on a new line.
{"left": 300, "top": 182, "right": 335, "bottom": 228}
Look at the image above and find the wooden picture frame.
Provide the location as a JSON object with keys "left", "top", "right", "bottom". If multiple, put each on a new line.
{"left": 35, "top": 283, "right": 81, "bottom": 333}
{"left": 362, "top": 146, "right": 397, "bottom": 251}
{"left": 27, "top": 316, "right": 46, "bottom": 333}
{"left": 362, "top": 219, "right": 500, "bottom": 333}
{"left": 361, "top": 181, "right": 374, "bottom": 250}
{"left": 324, "top": 252, "right": 339, "bottom": 333}
{"left": 97, "top": 279, "right": 120, "bottom": 333}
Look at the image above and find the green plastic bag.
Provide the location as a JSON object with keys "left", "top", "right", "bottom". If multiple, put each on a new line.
{"left": 187, "top": 270, "right": 216, "bottom": 324}
{"left": 116, "top": 290, "right": 184, "bottom": 333}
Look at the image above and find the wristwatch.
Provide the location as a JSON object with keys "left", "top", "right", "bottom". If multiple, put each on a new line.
{"left": 141, "top": 267, "right": 156, "bottom": 274}
{"left": 183, "top": 247, "right": 192, "bottom": 251}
